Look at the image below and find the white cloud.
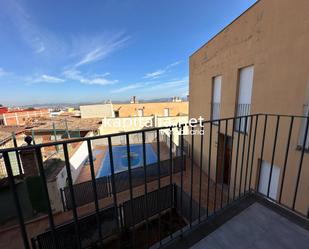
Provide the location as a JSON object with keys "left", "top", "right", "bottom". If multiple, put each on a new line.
{"left": 0, "top": 68, "right": 8, "bottom": 77}
{"left": 3, "top": 1, "right": 48, "bottom": 55}
{"left": 73, "top": 33, "right": 130, "bottom": 67}
{"left": 144, "top": 70, "right": 166, "bottom": 79}
{"left": 110, "top": 76, "right": 188, "bottom": 95}
{"left": 166, "top": 61, "right": 182, "bottom": 69}
{"left": 111, "top": 83, "right": 144, "bottom": 93}
{"left": 147, "top": 77, "right": 188, "bottom": 90}
{"left": 30, "top": 74, "right": 65, "bottom": 84}
{"left": 143, "top": 61, "right": 182, "bottom": 79}
{"left": 64, "top": 69, "right": 117, "bottom": 85}
{"left": 35, "top": 42, "right": 46, "bottom": 54}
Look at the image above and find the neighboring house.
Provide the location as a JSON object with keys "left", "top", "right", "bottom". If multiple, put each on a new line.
{"left": 80, "top": 103, "right": 115, "bottom": 119}
{"left": 189, "top": 0, "right": 309, "bottom": 215}
{"left": 80, "top": 98, "right": 189, "bottom": 119}
{"left": 0, "top": 108, "right": 50, "bottom": 126}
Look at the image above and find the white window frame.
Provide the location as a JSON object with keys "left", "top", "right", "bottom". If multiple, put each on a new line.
{"left": 212, "top": 75, "right": 222, "bottom": 121}
{"left": 236, "top": 65, "right": 254, "bottom": 132}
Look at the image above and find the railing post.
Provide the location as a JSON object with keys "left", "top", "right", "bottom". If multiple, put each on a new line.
{"left": 125, "top": 134, "right": 136, "bottom": 248}
{"left": 189, "top": 126, "right": 195, "bottom": 226}
{"left": 206, "top": 122, "right": 213, "bottom": 217}
{"left": 239, "top": 116, "right": 248, "bottom": 197}
{"left": 86, "top": 140, "right": 103, "bottom": 247}
{"left": 244, "top": 116, "right": 253, "bottom": 193}
{"left": 279, "top": 116, "right": 294, "bottom": 204}
{"left": 198, "top": 125, "right": 204, "bottom": 222}
{"left": 12, "top": 132, "right": 23, "bottom": 175}
{"left": 156, "top": 129, "right": 162, "bottom": 244}
{"left": 180, "top": 124, "right": 185, "bottom": 234}
{"left": 257, "top": 115, "right": 268, "bottom": 192}
{"left": 233, "top": 117, "right": 242, "bottom": 200}
{"left": 220, "top": 120, "right": 228, "bottom": 208}
{"left": 107, "top": 136, "right": 121, "bottom": 246}
{"left": 142, "top": 131, "right": 150, "bottom": 248}
{"left": 249, "top": 115, "right": 259, "bottom": 192}
{"left": 63, "top": 143, "right": 82, "bottom": 249}
{"left": 292, "top": 116, "right": 309, "bottom": 210}
{"left": 169, "top": 127, "right": 174, "bottom": 238}
{"left": 227, "top": 118, "right": 235, "bottom": 204}
{"left": 35, "top": 147, "right": 59, "bottom": 248}
{"left": 213, "top": 120, "right": 221, "bottom": 213}
{"left": 267, "top": 116, "right": 280, "bottom": 198}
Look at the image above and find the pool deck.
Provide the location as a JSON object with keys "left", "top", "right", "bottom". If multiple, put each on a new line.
{"left": 75, "top": 145, "right": 107, "bottom": 184}
{"left": 0, "top": 142, "right": 227, "bottom": 249}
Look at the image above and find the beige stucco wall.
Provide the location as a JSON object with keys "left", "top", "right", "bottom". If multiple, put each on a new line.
{"left": 189, "top": 0, "right": 309, "bottom": 216}
{"left": 113, "top": 102, "right": 188, "bottom": 117}
{"left": 80, "top": 102, "right": 188, "bottom": 119}
{"left": 80, "top": 103, "right": 114, "bottom": 119}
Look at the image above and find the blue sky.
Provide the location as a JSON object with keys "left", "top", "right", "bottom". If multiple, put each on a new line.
{"left": 0, "top": 0, "right": 256, "bottom": 106}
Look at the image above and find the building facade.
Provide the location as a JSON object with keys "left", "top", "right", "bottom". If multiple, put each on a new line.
{"left": 80, "top": 99, "right": 189, "bottom": 119}
{"left": 189, "top": 0, "right": 309, "bottom": 216}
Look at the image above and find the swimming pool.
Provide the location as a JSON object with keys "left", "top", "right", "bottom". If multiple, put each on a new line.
{"left": 96, "top": 144, "right": 158, "bottom": 177}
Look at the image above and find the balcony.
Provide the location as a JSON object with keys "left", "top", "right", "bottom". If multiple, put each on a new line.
{"left": 0, "top": 113, "right": 309, "bottom": 249}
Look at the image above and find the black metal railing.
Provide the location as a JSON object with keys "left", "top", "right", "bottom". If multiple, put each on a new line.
{"left": 0, "top": 113, "right": 309, "bottom": 249}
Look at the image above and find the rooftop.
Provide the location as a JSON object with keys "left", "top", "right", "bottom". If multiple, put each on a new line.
{"left": 0, "top": 126, "right": 25, "bottom": 144}
{"left": 25, "top": 116, "right": 101, "bottom": 132}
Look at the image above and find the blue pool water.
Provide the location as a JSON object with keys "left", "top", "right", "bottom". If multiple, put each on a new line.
{"left": 96, "top": 144, "right": 157, "bottom": 177}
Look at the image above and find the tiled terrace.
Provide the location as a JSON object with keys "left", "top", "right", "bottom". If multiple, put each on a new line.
{"left": 165, "top": 199, "right": 309, "bottom": 249}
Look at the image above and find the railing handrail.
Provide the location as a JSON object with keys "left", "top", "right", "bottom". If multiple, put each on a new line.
{"left": 2, "top": 112, "right": 309, "bottom": 249}
{"left": 2, "top": 112, "right": 309, "bottom": 153}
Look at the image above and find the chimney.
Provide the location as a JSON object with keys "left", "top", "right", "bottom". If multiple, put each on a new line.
{"left": 130, "top": 96, "right": 138, "bottom": 104}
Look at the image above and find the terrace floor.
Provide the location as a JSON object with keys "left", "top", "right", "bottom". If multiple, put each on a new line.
{"left": 165, "top": 197, "right": 309, "bottom": 249}
{"left": 191, "top": 203, "right": 309, "bottom": 249}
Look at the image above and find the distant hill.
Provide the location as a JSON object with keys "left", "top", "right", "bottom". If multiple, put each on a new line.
{"left": 20, "top": 97, "right": 188, "bottom": 109}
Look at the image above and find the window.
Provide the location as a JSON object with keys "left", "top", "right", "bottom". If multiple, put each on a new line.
{"left": 164, "top": 108, "right": 169, "bottom": 117}
{"left": 298, "top": 104, "right": 309, "bottom": 150}
{"left": 236, "top": 65, "right": 254, "bottom": 132}
{"left": 211, "top": 75, "right": 222, "bottom": 121}
{"left": 114, "top": 110, "right": 119, "bottom": 118}
{"left": 137, "top": 109, "right": 144, "bottom": 117}
{"left": 258, "top": 160, "right": 280, "bottom": 200}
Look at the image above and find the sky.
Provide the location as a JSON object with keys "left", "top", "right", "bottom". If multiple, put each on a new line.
{"left": 0, "top": 0, "right": 256, "bottom": 106}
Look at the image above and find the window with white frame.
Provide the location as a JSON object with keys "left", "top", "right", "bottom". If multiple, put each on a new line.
{"left": 212, "top": 75, "right": 222, "bottom": 121}
{"left": 236, "top": 65, "right": 254, "bottom": 132}
{"left": 164, "top": 108, "right": 169, "bottom": 117}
